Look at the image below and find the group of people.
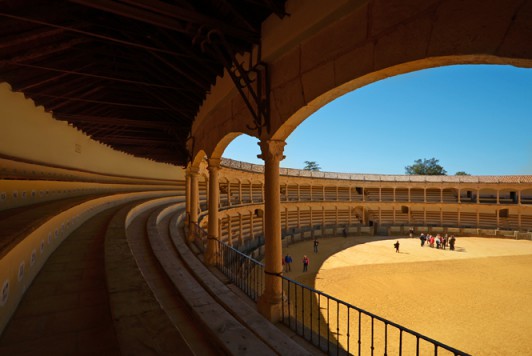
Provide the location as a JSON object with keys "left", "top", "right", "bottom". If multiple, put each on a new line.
{"left": 283, "top": 238, "right": 319, "bottom": 273}
{"left": 283, "top": 253, "right": 309, "bottom": 272}
{"left": 419, "top": 233, "right": 456, "bottom": 250}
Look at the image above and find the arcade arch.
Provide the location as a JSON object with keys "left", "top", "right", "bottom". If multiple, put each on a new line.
{"left": 187, "top": 0, "right": 532, "bottom": 322}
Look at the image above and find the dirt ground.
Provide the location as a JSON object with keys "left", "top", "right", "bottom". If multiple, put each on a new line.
{"left": 283, "top": 235, "right": 532, "bottom": 355}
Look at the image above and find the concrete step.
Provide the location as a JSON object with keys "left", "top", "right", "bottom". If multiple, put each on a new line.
{"left": 0, "top": 205, "right": 123, "bottom": 355}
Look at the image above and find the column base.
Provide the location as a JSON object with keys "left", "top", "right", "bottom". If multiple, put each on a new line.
{"left": 257, "top": 293, "right": 284, "bottom": 323}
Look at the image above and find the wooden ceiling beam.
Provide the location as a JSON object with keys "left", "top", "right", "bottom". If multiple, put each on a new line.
{"left": 95, "top": 136, "right": 179, "bottom": 145}
{"left": 3, "top": 62, "right": 190, "bottom": 91}
{"left": 53, "top": 114, "right": 186, "bottom": 130}
{"left": 71, "top": 0, "right": 258, "bottom": 42}
{"left": 0, "top": 12, "right": 190, "bottom": 58}
{"left": 25, "top": 91, "right": 173, "bottom": 110}
{"left": 0, "top": 27, "right": 66, "bottom": 50}
{"left": 0, "top": 37, "right": 91, "bottom": 67}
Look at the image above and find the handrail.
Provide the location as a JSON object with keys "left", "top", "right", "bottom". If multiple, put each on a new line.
{"left": 195, "top": 223, "right": 471, "bottom": 356}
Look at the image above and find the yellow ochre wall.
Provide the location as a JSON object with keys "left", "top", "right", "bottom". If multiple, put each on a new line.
{"left": 0, "top": 83, "right": 185, "bottom": 181}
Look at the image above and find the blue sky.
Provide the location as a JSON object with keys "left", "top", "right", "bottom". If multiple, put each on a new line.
{"left": 223, "top": 64, "right": 532, "bottom": 176}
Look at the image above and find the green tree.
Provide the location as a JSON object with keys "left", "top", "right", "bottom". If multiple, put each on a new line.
{"left": 455, "top": 171, "right": 470, "bottom": 176}
{"left": 303, "top": 161, "right": 321, "bottom": 171}
{"left": 405, "top": 158, "right": 447, "bottom": 175}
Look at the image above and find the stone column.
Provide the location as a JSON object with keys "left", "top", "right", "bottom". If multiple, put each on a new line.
{"left": 227, "top": 181, "right": 231, "bottom": 206}
{"left": 227, "top": 217, "right": 232, "bottom": 246}
{"left": 284, "top": 207, "right": 289, "bottom": 232}
{"left": 257, "top": 139, "right": 285, "bottom": 322}
{"left": 238, "top": 213, "right": 243, "bottom": 246}
{"left": 188, "top": 166, "right": 200, "bottom": 241}
{"left": 206, "top": 158, "right": 220, "bottom": 265}
{"left": 185, "top": 170, "right": 191, "bottom": 225}
{"left": 250, "top": 182, "right": 253, "bottom": 203}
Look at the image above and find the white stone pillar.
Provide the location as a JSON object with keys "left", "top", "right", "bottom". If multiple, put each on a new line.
{"left": 257, "top": 140, "right": 285, "bottom": 322}
{"left": 206, "top": 158, "right": 220, "bottom": 265}
{"left": 188, "top": 166, "right": 200, "bottom": 241}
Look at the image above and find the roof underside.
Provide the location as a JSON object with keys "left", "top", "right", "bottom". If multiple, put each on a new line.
{"left": 0, "top": 0, "right": 286, "bottom": 166}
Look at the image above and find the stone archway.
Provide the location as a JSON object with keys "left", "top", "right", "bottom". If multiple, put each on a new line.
{"left": 190, "top": 0, "right": 532, "bottom": 157}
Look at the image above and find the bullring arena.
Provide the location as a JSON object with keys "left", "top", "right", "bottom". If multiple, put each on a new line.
{"left": 283, "top": 235, "right": 532, "bottom": 355}
{"left": 2, "top": 1, "right": 532, "bottom": 354}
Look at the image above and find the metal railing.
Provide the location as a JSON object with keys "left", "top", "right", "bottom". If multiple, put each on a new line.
{"left": 191, "top": 223, "right": 470, "bottom": 355}
{"left": 189, "top": 221, "right": 207, "bottom": 253}
{"left": 281, "top": 276, "right": 470, "bottom": 355}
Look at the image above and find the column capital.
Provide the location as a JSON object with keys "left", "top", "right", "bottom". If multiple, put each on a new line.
{"left": 257, "top": 140, "right": 286, "bottom": 163}
{"left": 188, "top": 165, "right": 200, "bottom": 176}
{"left": 207, "top": 157, "right": 221, "bottom": 172}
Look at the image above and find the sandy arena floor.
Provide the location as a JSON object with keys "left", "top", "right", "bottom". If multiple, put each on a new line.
{"left": 283, "top": 236, "right": 532, "bottom": 355}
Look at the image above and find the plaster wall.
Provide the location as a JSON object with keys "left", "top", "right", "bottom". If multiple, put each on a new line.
{"left": 0, "top": 83, "right": 184, "bottom": 181}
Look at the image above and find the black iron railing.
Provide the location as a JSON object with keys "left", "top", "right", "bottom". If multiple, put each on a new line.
{"left": 191, "top": 223, "right": 470, "bottom": 355}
